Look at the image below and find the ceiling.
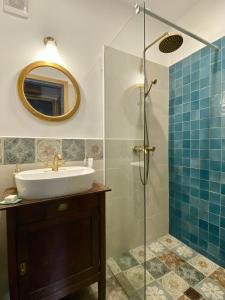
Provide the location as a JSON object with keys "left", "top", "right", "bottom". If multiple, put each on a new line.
{"left": 119, "top": 0, "right": 200, "bottom": 21}
{"left": 114, "top": 0, "right": 225, "bottom": 66}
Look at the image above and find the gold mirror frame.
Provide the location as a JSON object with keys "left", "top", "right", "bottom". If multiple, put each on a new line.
{"left": 17, "top": 61, "right": 80, "bottom": 122}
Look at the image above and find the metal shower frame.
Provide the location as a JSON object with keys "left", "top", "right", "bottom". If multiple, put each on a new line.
{"left": 135, "top": 4, "right": 219, "bottom": 51}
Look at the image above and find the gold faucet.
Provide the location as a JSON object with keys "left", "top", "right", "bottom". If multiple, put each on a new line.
{"left": 46, "top": 153, "right": 64, "bottom": 171}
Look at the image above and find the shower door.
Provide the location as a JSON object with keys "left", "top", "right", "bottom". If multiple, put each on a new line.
{"left": 104, "top": 3, "right": 147, "bottom": 298}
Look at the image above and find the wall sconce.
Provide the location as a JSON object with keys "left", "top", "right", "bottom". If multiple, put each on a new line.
{"left": 37, "top": 36, "right": 63, "bottom": 64}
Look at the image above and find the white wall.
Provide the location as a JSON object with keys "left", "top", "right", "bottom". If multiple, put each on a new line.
{"left": 0, "top": 0, "right": 134, "bottom": 138}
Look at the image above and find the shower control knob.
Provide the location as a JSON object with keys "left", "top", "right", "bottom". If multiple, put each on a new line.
{"left": 133, "top": 145, "right": 156, "bottom": 154}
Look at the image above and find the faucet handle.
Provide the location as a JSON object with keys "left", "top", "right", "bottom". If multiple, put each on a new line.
{"left": 56, "top": 153, "right": 62, "bottom": 159}
{"left": 14, "top": 164, "right": 21, "bottom": 173}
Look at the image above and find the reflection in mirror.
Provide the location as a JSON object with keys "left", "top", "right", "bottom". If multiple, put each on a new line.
{"left": 18, "top": 62, "right": 80, "bottom": 121}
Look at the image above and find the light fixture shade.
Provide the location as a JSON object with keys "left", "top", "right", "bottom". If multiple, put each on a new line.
{"left": 37, "top": 36, "right": 62, "bottom": 64}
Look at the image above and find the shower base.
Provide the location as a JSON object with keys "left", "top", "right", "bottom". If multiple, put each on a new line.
{"left": 63, "top": 234, "right": 225, "bottom": 299}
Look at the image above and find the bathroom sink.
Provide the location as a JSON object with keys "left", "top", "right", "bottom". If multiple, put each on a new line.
{"left": 15, "top": 166, "right": 95, "bottom": 199}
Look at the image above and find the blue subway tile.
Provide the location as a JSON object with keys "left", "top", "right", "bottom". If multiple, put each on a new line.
{"left": 199, "top": 219, "right": 208, "bottom": 230}
{"left": 191, "top": 91, "right": 199, "bottom": 102}
{"left": 210, "top": 203, "right": 220, "bottom": 215}
{"left": 220, "top": 217, "right": 225, "bottom": 228}
{"left": 210, "top": 192, "right": 220, "bottom": 204}
{"left": 209, "top": 213, "right": 220, "bottom": 226}
{"left": 200, "top": 169, "right": 209, "bottom": 180}
{"left": 210, "top": 181, "right": 221, "bottom": 193}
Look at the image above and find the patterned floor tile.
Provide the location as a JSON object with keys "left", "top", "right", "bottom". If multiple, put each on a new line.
{"left": 177, "top": 295, "right": 190, "bottom": 300}
{"left": 159, "top": 234, "right": 181, "bottom": 249}
{"left": 210, "top": 267, "right": 225, "bottom": 289}
{"left": 189, "top": 255, "right": 219, "bottom": 276}
{"left": 124, "top": 265, "right": 153, "bottom": 290}
{"left": 107, "top": 257, "right": 122, "bottom": 275}
{"left": 130, "top": 245, "right": 155, "bottom": 264}
{"left": 148, "top": 241, "right": 167, "bottom": 255}
{"left": 175, "top": 263, "right": 205, "bottom": 286}
{"left": 88, "top": 283, "right": 98, "bottom": 299}
{"left": 159, "top": 271, "right": 189, "bottom": 298}
{"left": 184, "top": 287, "right": 203, "bottom": 299}
{"left": 128, "top": 292, "right": 143, "bottom": 299}
{"left": 143, "top": 281, "right": 174, "bottom": 300}
{"left": 65, "top": 235, "right": 225, "bottom": 300}
{"left": 173, "top": 244, "right": 198, "bottom": 260}
{"left": 158, "top": 250, "right": 185, "bottom": 270}
{"left": 115, "top": 252, "right": 139, "bottom": 271}
{"left": 115, "top": 272, "right": 135, "bottom": 297}
{"left": 145, "top": 257, "right": 170, "bottom": 279}
{"left": 195, "top": 278, "right": 225, "bottom": 300}
{"left": 106, "top": 277, "right": 129, "bottom": 300}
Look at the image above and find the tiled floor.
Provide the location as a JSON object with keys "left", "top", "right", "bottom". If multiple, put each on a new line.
{"left": 63, "top": 234, "right": 225, "bottom": 299}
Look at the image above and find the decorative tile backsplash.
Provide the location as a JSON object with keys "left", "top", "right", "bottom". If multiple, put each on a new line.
{"left": 0, "top": 137, "right": 103, "bottom": 165}
{"left": 62, "top": 139, "right": 85, "bottom": 161}
{"left": 36, "top": 139, "right": 61, "bottom": 162}
{"left": 4, "top": 138, "right": 35, "bottom": 164}
{"left": 86, "top": 139, "right": 103, "bottom": 160}
{"left": 169, "top": 36, "right": 225, "bottom": 267}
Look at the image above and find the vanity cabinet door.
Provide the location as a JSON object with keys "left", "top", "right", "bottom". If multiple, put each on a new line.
{"left": 16, "top": 207, "right": 100, "bottom": 300}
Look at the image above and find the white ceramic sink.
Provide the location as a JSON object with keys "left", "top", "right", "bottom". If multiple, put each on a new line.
{"left": 15, "top": 166, "right": 95, "bottom": 199}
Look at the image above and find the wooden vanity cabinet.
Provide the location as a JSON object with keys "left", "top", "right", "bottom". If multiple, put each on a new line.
{"left": 1, "top": 182, "right": 110, "bottom": 300}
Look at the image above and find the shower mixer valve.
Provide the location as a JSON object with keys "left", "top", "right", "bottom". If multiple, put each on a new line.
{"left": 133, "top": 145, "right": 156, "bottom": 154}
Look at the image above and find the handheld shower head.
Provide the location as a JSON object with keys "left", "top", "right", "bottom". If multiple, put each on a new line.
{"left": 145, "top": 79, "right": 157, "bottom": 98}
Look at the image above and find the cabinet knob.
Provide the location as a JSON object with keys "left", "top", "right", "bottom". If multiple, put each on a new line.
{"left": 19, "top": 262, "right": 27, "bottom": 276}
{"left": 57, "top": 203, "right": 68, "bottom": 212}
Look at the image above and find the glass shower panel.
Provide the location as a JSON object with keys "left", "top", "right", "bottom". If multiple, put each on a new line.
{"left": 104, "top": 5, "right": 146, "bottom": 298}
{"left": 143, "top": 10, "right": 170, "bottom": 250}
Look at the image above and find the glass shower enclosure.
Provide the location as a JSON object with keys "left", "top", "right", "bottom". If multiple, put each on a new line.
{"left": 104, "top": 1, "right": 223, "bottom": 299}
{"left": 104, "top": 2, "right": 150, "bottom": 298}
{"left": 104, "top": 6, "right": 146, "bottom": 300}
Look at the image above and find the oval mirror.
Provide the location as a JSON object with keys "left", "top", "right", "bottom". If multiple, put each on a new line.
{"left": 17, "top": 61, "right": 80, "bottom": 121}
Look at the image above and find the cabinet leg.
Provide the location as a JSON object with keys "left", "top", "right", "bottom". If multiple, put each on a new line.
{"left": 98, "top": 278, "right": 106, "bottom": 300}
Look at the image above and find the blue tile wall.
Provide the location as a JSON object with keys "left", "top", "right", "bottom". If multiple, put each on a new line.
{"left": 169, "top": 36, "right": 225, "bottom": 267}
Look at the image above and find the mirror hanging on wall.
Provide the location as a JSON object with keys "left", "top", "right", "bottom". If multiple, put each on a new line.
{"left": 17, "top": 62, "right": 80, "bottom": 122}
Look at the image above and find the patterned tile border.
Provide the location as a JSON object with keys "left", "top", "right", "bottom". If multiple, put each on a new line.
{"left": 62, "top": 139, "right": 85, "bottom": 162}
{"left": 0, "top": 137, "right": 103, "bottom": 165}
{"left": 36, "top": 139, "right": 61, "bottom": 162}
{"left": 4, "top": 138, "right": 35, "bottom": 164}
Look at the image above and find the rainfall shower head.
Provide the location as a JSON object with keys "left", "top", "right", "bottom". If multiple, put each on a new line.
{"left": 159, "top": 33, "right": 183, "bottom": 53}
{"left": 144, "top": 32, "right": 183, "bottom": 54}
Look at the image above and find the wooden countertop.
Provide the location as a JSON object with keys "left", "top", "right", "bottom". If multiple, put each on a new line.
{"left": 0, "top": 181, "right": 111, "bottom": 211}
